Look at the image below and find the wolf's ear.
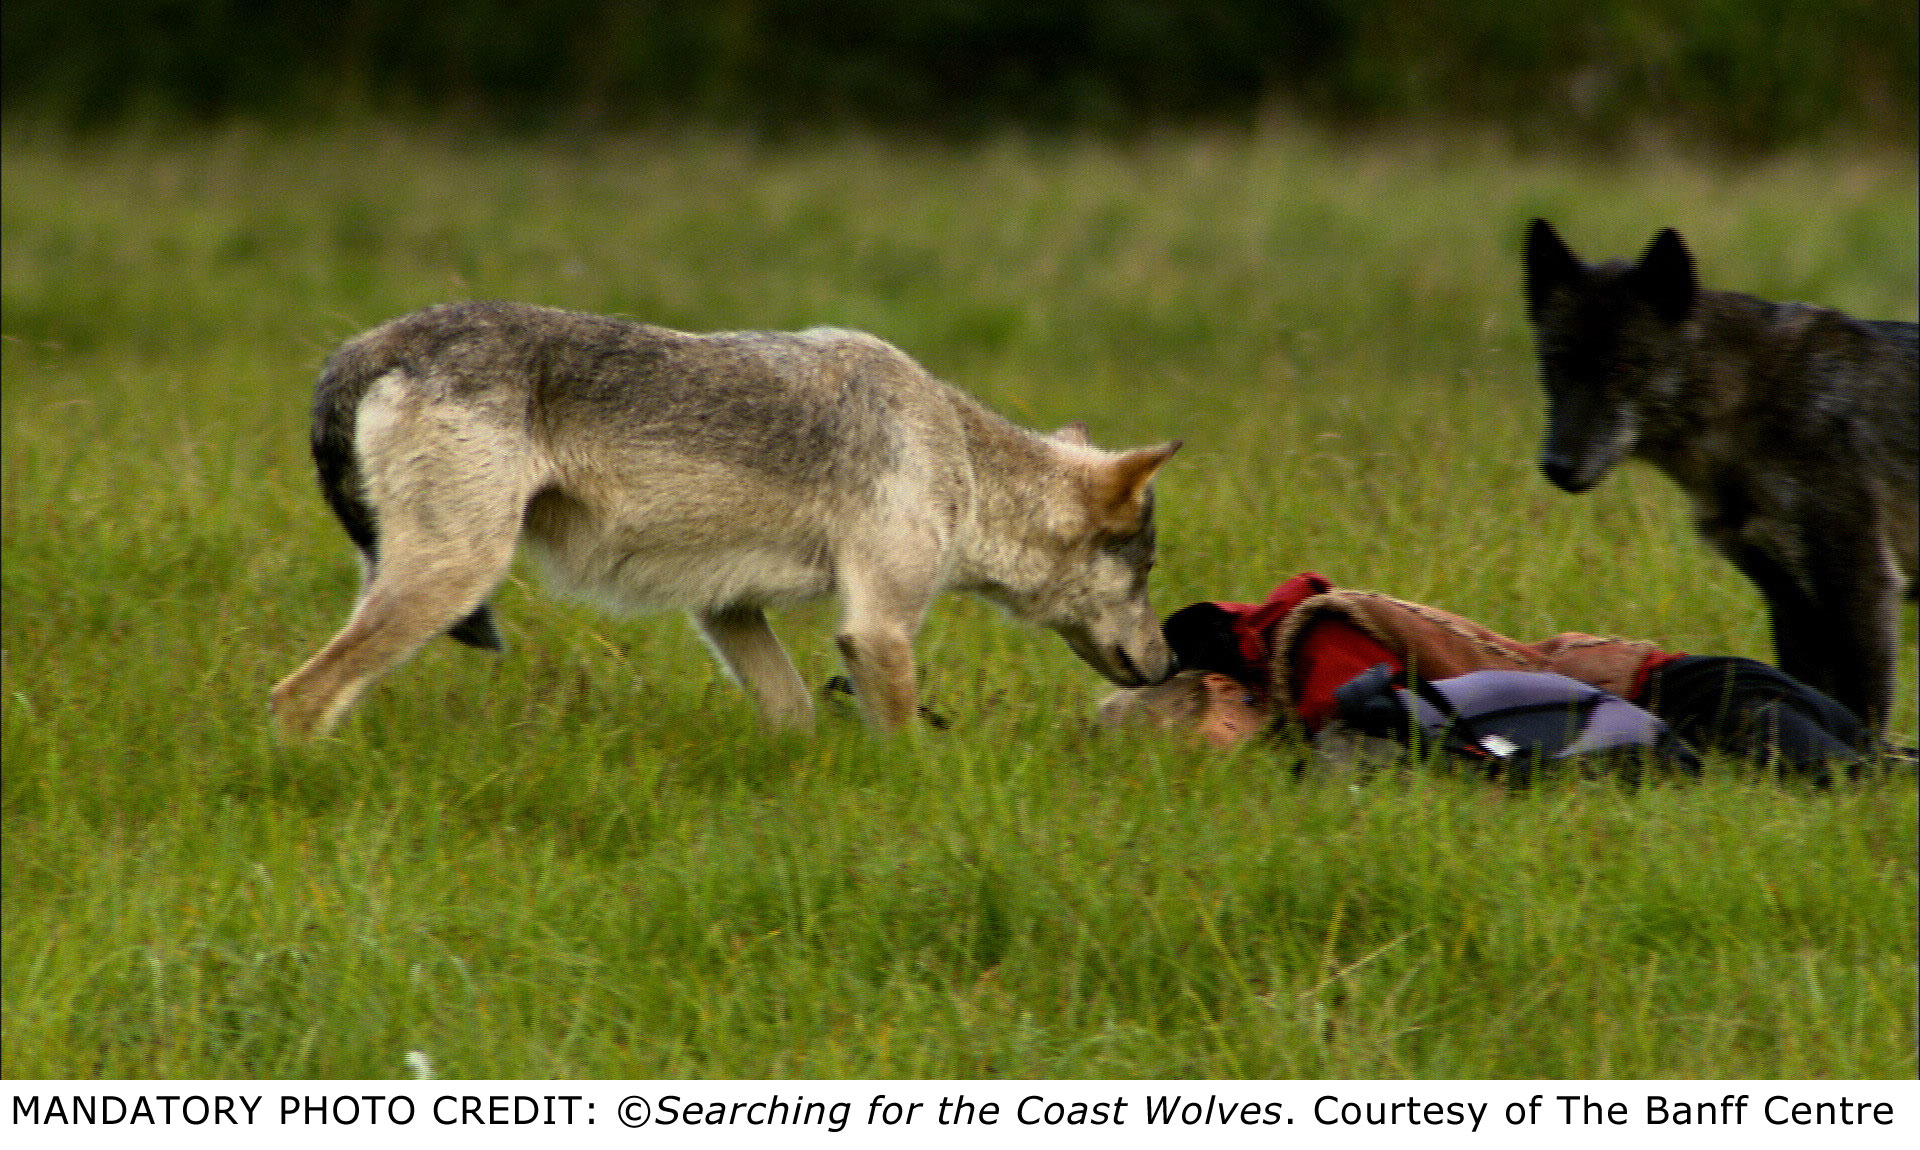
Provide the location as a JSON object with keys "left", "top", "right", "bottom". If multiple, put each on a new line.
{"left": 1053, "top": 420, "right": 1092, "bottom": 446}
{"left": 1091, "top": 441, "right": 1181, "bottom": 531}
{"left": 1524, "top": 218, "right": 1582, "bottom": 320}
{"left": 1631, "top": 227, "right": 1696, "bottom": 323}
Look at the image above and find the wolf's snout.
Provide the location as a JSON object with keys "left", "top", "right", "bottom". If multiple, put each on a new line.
{"left": 1116, "top": 639, "right": 1175, "bottom": 687}
{"left": 1541, "top": 452, "right": 1588, "bottom": 493}
{"left": 1066, "top": 625, "right": 1173, "bottom": 688}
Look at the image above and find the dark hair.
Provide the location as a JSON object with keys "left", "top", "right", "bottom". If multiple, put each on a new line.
{"left": 1163, "top": 601, "right": 1258, "bottom": 684}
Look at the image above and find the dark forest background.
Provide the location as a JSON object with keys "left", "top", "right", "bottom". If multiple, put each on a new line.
{"left": 5, "top": 1, "right": 1915, "bottom": 148}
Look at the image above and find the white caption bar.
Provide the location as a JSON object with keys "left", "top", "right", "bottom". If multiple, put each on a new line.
{"left": 6, "top": 1080, "right": 1915, "bottom": 1150}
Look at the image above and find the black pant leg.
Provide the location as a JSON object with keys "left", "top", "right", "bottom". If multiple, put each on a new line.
{"left": 1643, "top": 655, "right": 1866, "bottom": 776}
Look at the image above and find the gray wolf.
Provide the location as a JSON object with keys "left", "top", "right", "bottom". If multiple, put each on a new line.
{"left": 271, "top": 301, "right": 1180, "bottom": 737}
{"left": 1523, "top": 218, "right": 1918, "bottom": 727}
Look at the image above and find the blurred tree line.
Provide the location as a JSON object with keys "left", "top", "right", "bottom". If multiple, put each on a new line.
{"left": 4, "top": 0, "right": 1914, "bottom": 148}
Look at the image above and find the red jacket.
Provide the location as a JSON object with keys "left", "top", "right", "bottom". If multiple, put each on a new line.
{"left": 1207, "top": 573, "right": 1683, "bottom": 733}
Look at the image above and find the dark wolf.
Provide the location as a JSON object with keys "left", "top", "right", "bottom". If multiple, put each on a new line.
{"left": 1523, "top": 218, "right": 1917, "bottom": 728}
{"left": 272, "top": 302, "right": 1180, "bottom": 737}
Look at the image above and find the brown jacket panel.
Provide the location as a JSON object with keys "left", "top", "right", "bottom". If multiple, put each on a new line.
{"left": 1268, "top": 590, "right": 1665, "bottom": 717}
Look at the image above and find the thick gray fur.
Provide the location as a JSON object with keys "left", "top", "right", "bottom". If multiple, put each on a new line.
{"left": 274, "top": 301, "right": 1180, "bottom": 737}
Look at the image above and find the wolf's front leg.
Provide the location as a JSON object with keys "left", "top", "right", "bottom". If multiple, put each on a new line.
{"left": 694, "top": 606, "right": 814, "bottom": 730}
{"left": 833, "top": 562, "right": 934, "bottom": 731}
{"left": 834, "top": 625, "right": 920, "bottom": 730}
{"left": 1798, "top": 528, "right": 1904, "bottom": 732}
{"left": 1732, "top": 522, "right": 1901, "bottom": 732}
{"left": 1720, "top": 536, "right": 1833, "bottom": 689}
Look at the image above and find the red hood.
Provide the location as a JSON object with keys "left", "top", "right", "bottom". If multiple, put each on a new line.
{"left": 1209, "top": 571, "right": 1332, "bottom": 679}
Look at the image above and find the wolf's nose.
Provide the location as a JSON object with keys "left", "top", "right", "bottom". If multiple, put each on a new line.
{"left": 1541, "top": 453, "right": 1580, "bottom": 491}
{"left": 1125, "top": 642, "right": 1175, "bottom": 686}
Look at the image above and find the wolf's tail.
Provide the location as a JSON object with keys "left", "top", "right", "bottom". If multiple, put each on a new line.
{"left": 310, "top": 346, "right": 504, "bottom": 651}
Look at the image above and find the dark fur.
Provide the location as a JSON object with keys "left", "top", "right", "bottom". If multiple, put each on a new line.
{"left": 1524, "top": 219, "right": 1918, "bottom": 727}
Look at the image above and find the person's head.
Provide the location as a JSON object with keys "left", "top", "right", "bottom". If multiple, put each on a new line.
{"left": 1096, "top": 669, "right": 1271, "bottom": 748}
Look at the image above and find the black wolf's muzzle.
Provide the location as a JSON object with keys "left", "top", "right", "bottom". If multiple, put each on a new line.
{"left": 1541, "top": 451, "right": 1589, "bottom": 492}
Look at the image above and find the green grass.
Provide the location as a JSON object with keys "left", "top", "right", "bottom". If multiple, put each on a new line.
{"left": 3, "top": 124, "right": 1915, "bottom": 1077}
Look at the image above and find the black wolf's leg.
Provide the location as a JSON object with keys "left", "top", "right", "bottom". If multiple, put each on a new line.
{"left": 1796, "top": 522, "right": 1901, "bottom": 731}
{"left": 1726, "top": 541, "right": 1835, "bottom": 698}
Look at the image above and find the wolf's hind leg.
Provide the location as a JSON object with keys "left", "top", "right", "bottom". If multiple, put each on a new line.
{"left": 272, "top": 533, "right": 520, "bottom": 738}
{"left": 273, "top": 393, "right": 535, "bottom": 738}
{"left": 694, "top": 606, "right": 814, "bottom": 730}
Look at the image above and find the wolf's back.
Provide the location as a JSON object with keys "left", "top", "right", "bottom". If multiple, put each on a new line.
{"left": 1865, "top": 318, "right": 1917, "bottom": 363}
{"left": 1859, "top": 318, "right": 1919, "bottom": 482}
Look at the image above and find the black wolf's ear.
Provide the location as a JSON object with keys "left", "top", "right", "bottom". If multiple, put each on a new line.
{"left": 1631, "top": 227, "right": 1696, "bottom": 323}
{"left": 1053, "top": 420, "right": 1091, "bottom": 446}
{"left": 1524, "top": 218, "right": 1582, "bottom": 320}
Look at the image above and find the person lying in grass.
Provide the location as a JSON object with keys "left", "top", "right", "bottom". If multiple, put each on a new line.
{"left": 1098, "top": 572, "right": 1877, "bottom": 774}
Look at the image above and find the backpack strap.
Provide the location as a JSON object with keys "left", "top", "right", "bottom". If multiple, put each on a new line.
{"left": 1408, "top": 675, "right": 1462, "bottom": 725}
{"left": 1406, "top": 677, "right": 1509, "bottom": 764}
{"left": 1332, "top": 663, "right": 1499, "bottom": 764}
